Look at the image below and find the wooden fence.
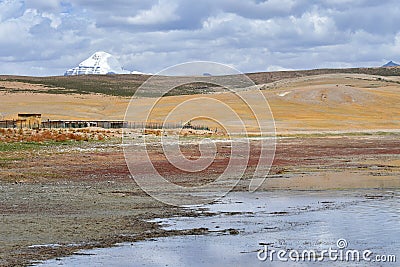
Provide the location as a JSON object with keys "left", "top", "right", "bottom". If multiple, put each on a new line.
{"left": 0, "top": 120, "right": 41, "bottom": 129}
{"left": 0, "top": 119, "right": 210, "bottom": 131}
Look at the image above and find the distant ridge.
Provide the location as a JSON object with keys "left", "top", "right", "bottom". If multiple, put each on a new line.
{"left": 382, "top": 61, "right": 400, "bottom": 67}
{"left": 3, "top": 65, "right": 400, "bottom": 97}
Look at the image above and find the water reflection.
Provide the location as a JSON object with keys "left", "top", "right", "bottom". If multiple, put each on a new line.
{"left": 37, "top": 190, "right": 399, "bottom": 267}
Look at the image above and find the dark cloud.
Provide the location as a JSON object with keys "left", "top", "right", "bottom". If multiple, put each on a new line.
{"left": 0, "top": 0, "right": 399, "bottom": 75}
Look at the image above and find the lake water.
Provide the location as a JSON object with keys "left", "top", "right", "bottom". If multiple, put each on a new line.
{"left": 37, "top": 190, "right": 399, "bottom": 266}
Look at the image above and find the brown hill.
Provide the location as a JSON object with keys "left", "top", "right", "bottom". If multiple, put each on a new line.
{"left": 1, "top": 66, "right": 400, "bottom": 97}
{"left": 1, "top": 68, "right": 400, "bottom": 133}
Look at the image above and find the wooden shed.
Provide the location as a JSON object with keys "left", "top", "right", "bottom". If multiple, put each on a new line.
{"left": 17, "top": 113, "right": 42, "bottom": 129}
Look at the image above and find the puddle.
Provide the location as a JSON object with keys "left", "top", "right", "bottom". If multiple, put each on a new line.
{"left": 36, "top": 190, "right": 399, "bottom": 266}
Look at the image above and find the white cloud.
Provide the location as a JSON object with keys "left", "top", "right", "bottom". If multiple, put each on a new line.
{"left": 1, "top": 0, "right": 400, "bottom": 76}
{"left": 25, "top": 0, "right": 62, "bottom": 11}
{"left": 267, "top": 65, "right": 294, "bottom": 72}
{"left": 112, "top": 0, "right": 179, "bottom": 25}
{"left": 0, "top": 0, "right": 24, "bottom": 22}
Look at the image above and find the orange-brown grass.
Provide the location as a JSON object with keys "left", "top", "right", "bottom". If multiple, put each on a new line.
{"left": 125, "top": 73, "right": 400, "bottom": 133}
{"left": 1, "top": 73, "right": 400, "bottom": 133}
{"left": 0, "top": 128, "right": 112, "bottom": 143}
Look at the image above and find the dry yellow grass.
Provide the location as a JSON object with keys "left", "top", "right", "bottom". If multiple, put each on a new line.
{"left": 1, "top": 73, "right": 399, "bottom": 133}
{"left": 0, "top": 92, "right": 129, "bottom": 120}
{"left": 125, "top": 73, "right": 400, "bottom": 133}
{"left": 264, "top": 74, "right": 400, "bottom": 132}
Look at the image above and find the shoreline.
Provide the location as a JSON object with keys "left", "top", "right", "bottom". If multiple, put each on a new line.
{"left": 3, "top": 181, "right": 399, "bottom": 267}
{"left": 1, "top": 133, "right": 399, "bottom": 266}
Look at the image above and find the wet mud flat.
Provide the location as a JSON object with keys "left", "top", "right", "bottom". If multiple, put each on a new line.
{"left": 37, "top": 190, "right": 400, "bottom": 266}
{"left": 0, "top": 134, "right": 399, "bottom": 266}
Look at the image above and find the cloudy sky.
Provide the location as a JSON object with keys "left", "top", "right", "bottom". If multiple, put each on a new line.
{"left": 1, "top": 0, "right": 400, "bottom": 76}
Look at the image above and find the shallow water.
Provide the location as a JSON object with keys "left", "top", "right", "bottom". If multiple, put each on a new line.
{"left": 37, "top": 190, "right": 399, "bottom": 266}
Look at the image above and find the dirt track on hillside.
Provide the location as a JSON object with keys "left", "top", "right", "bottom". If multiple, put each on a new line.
{"left": 1, "top": 73, "right": 400, "bottom": 133}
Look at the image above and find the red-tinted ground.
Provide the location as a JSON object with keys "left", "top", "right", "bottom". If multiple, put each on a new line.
{"left": 1, "top": 134, "right": 400, "bottom": 266}
{"left": 3, "top": 135, "right": 399, "bottom": 186}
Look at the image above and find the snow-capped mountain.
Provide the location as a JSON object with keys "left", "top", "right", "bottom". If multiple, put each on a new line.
{"left": 64, "top": 51, "right": 140, "bottom": 75}
{"left": 382, "top": 61, "right": 400, "bottom": 67}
